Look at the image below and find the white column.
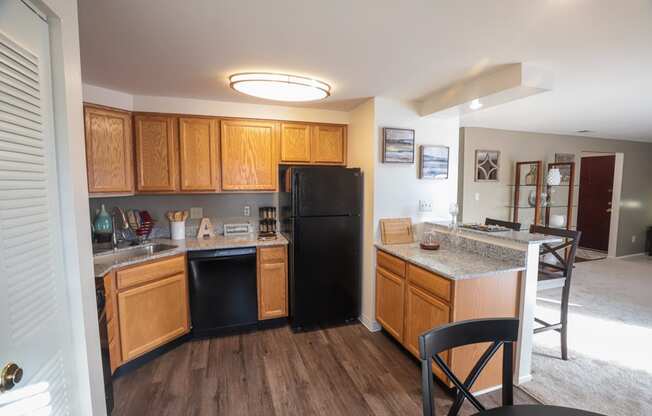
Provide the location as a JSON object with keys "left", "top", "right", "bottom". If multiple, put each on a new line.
{"left": 515, "top": 242, "right": 541, "bottom": 384}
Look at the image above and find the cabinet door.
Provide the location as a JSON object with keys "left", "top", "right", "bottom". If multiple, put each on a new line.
{"left": 179, "top": 117, "right": 219, "bottom": 191}
{"left": 257, "top": 246, "right": 288, "bottom": 320}
{"left": 280, "top": 122, "right": 311, "bottom": 163}
{"left": 84, "top": 105, "right": 133, "bottom": 194}
{"left": 375, "top": 268, "right": 405, "bottom": 341}
{"left": 135, "top": 115, "right": 178, "bottom": 192}
{"left": 117, "top": 273, "right": 189, "bottom": 362}
{"left": 405, "top": 284, "right": 450, "bottom": 381}
{"left": 312, "top": 125, "right": 346, "bottom": 165}
{"left": 220, "top": 119, "right": 279, "bottom": 190}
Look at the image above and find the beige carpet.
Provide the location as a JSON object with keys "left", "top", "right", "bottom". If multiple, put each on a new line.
{"left": 576, "top": 248, "right": 608, "bottom": 262}
{"left": 522, "top": 255, "right": 652, "bottom": 416}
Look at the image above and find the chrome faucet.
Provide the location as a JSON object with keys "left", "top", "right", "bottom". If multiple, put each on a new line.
{"left": 111, "top": 207, "right": 134, "bottom": 250}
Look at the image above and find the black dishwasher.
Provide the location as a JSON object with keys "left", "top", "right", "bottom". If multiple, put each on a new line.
{"left": 188, "top": 247, "right": 258, "bottom": 337}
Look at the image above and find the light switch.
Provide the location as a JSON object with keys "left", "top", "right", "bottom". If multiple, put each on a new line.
{"left": 475, "top": 193, "right": 480, "bottom": 201}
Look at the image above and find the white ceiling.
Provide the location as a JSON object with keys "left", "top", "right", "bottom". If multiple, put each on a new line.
{"left": 78, "top": 0, "right": 652, "bottom": 141}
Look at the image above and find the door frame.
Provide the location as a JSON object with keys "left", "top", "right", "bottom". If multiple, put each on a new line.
{"left": 22, "top": 0, "right": 106, "bottom": 414}
{"left": 577, "top": 151, "right": 624, "bottom": 258}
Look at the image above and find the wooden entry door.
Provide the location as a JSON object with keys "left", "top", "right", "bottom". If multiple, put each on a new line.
{"left": 577, "top": 155, "right": 615, "bottom": 251}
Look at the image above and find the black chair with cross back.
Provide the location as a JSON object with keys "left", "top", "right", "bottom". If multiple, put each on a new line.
{"left": 529, "top": 225, "right": 581, "bottom": 361}
{"left": 485, "top": 218, "right": 522, "bottom": 231}
{"left": 419, "top": 318, "right": 604, "bottom": 416}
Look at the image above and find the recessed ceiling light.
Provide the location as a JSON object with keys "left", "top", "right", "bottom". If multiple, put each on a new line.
{"left": 229, "top": 72, "right": 331, "bottom": 102}
{"left": 469, "top": 98, "right": 483, "bottom": 110}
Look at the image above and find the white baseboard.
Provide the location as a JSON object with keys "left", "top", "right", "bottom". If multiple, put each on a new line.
{"left": 616, "top": 252, "right": 646, "bottom": 259}
{"left": 474, "top": 384, "right": 502, "bottom": 396}
{"left": 517, "top": 374, "right": 533, "bottom": 385}
{"left": 358, "top": 315, "right": 381, "bottom": 332}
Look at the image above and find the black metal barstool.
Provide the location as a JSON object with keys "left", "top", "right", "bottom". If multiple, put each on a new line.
{"left": 419, "top": 318, "right": 519, "bottom": 416}
{"left": 485, "top": 218, "right": 522, "bottom": 231}
{"left": 529, "top": 225, "right": 581, "bottom": 360}
{"left": 418, "top": 318, "right": 606, "bottom": 415}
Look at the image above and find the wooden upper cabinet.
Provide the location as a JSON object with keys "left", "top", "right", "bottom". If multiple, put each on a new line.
{"left": 280, "top": 123, "right": 311, "bottom": 163}
{"left": 220, "top": 119, "right": 279, "bottom": 191}
{"left": 134, "top": 115, "right": 178, "bottom": 192}
{"left": 84, "top": 105, "right": 134, "bottom": 194}
{"left": 312, "top": 125, "right": 346, "bottom": 165}
{"left": 179, "top": 117, "right": 220, "bottom": 192}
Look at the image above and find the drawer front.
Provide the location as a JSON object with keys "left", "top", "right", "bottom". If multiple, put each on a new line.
{"left": 117, "top": 254, "right": 185, "bottom": 289}
{"left": 377, "top": 250, "right": 406, "bottom": 278}
{"left": 407, "top": 264, "right": 451, "bottom": 303}
{"left": 259, "top": 246, "right": 286, "bottom": 264}
{"left": 107, "top": 317, "right": 118, "bottom": 343}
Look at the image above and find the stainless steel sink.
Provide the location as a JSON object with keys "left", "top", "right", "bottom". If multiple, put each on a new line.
{"left": 94, "top": 243, "right": 179, "bottom": 264}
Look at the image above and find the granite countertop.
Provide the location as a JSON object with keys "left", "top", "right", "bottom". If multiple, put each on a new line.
{"left": 427, "top": 222, "right": 562, "bottom": 245}
{"left": 93, "top": 234, "right": 288, "bottom": 278}
{"left": 375, "top": 242, "right": 525, "bottom": 280}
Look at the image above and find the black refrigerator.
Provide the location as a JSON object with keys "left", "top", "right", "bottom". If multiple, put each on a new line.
{"left": 279, "top": 166, "right": 362, "bottom": 330}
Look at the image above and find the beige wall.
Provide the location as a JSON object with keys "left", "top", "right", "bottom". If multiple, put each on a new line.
{"left": 349, "top": 97, "right": 460, "bottom": 329}
{"left": 348, "top": 98, "right": 377, "bottom": 328}
{"left": 459, "top": 127, "right": 652, "bottom": 256}
{"left": 82, "top": 83, "right": 350, "bottom": 124}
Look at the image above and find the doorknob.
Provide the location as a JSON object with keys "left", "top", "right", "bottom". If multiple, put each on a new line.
{"left": 0, "top": 363, "right": 23, "bottom": 393}
{"left": 606, "top": 208, "right": 612, "bottom": 213}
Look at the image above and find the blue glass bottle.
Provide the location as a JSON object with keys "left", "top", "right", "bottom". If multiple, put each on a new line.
{"left": 94, "top": 204, "right": 112, "bottom": 235}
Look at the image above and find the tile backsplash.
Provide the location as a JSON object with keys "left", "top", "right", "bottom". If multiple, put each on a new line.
{"left": 89, "top": 193, "right": 277, "bottom": 238}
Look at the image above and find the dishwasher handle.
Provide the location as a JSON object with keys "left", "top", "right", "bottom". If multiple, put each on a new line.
{"left": 187, "top": 247, "right": 257, "bottom": 259}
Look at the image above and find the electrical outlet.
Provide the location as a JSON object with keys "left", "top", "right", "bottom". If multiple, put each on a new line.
{"left": 244, "top": 205, "right": 251, "bottom": 217}
{"left": 190, "top": 207, "right": 203, "bottom": 219}
{"left": 418, "top": 200, "right": 433, "bottom": 212}
{"left": 632, "top": 235, "right": 637, "bottom": 243}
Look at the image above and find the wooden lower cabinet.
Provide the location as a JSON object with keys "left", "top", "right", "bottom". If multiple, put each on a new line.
{"left": 118, "top": 272, "right": 190, "bottom": 362}
{"left": 404, "top": 284, "right": 450, "bottom": 382}
{"left": 375, "top": 249, "right": 520, "bottom": 392}
{"left": 107, "top": 254, "right": 190, "bottom": 369}
{"left": 257, "top": 245, "right": 288, "bottom": 320}
{"left": 375, "top": 268, "right": 405, "bottom": 341}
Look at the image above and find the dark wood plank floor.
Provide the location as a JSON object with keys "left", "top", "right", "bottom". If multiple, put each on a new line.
{"left": 112, "top": 323, "right": 537, "bottom": 416}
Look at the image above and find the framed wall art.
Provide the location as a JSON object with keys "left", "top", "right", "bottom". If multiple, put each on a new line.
{"left": 475, "top": 150, "right": 500, "bottom": 181}
{"left": 382, "top": 127, "right": 415, "bottom": 163}
{"left": 419, "top": 145, "right": 449, "bottom": 179}
{"left": 554, "top": 153, "right": 575, "bottom": 184}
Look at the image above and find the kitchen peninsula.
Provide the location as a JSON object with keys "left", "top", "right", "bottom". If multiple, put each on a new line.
{"left": 375, "top": 222, "right": 559, "bottom": 391}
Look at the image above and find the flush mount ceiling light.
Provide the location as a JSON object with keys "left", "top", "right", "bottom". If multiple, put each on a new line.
{"left": 469, "top": 98, "right": 483, "bottom": 110}
{"left": 229, "top": 72, "right": 331, "bottom": 102}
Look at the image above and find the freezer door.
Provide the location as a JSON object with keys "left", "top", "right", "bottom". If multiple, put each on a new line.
{"left": 294, "top": 167, "right": 362, "bottom": 217}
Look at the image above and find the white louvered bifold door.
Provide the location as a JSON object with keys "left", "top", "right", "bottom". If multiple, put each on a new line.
{"left": 0, "top": 1, "right": 79, "bottom": 415}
